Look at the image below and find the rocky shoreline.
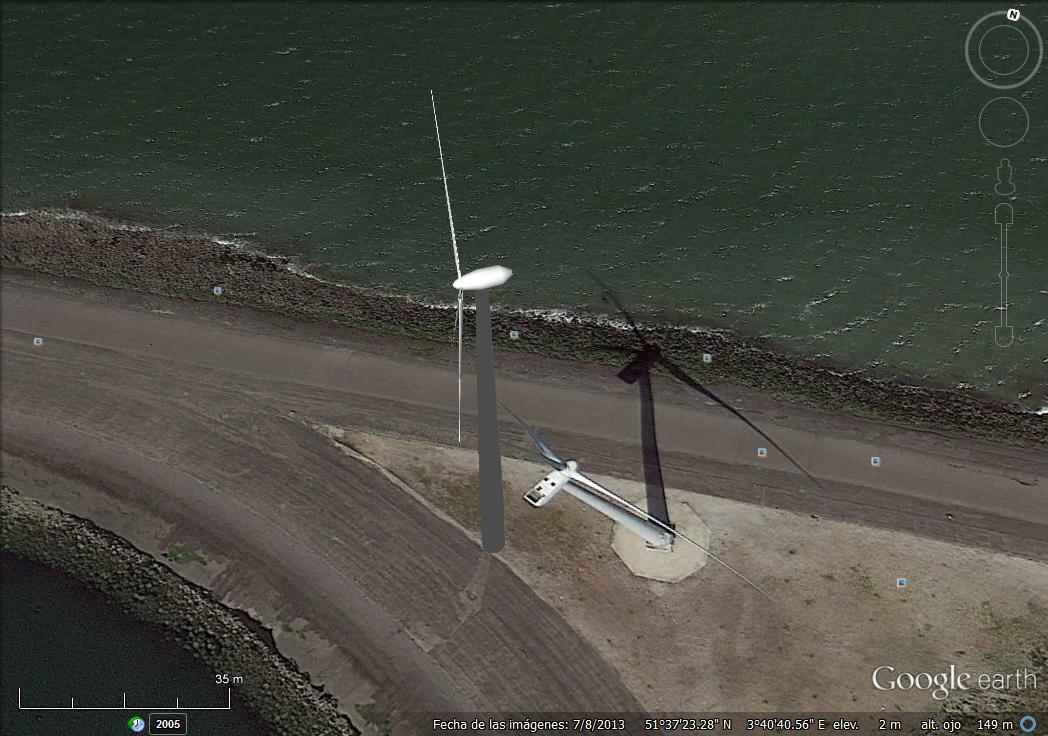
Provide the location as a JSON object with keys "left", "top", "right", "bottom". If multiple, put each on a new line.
{"left": 0, "top": 486, "right": 359, "bottom": 736}
{"left": 2, "top": 211, "right": 1044, "bottom": 447}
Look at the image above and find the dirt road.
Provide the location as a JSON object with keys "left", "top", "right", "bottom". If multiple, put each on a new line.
{"left": 2, "top": 276, "right": 1046, "bottom": 725}
{"left": 0, "top": 280, "right": 644, "bottom": 729}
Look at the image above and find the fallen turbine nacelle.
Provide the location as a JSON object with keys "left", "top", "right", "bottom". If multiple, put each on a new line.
{"left": 504, "top": 403, "right": 772, "bottom": 599}
{"left": 524, "top": 464, "right": 573, "bottom": 507}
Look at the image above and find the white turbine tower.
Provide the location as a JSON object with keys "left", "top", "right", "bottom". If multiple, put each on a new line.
{"left": 431, "top": 90, "right": 512, "bottom": 553}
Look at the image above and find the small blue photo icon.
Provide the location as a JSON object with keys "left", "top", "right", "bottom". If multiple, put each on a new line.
{"left": 896, "top": 577, "right": 908, "bottom": 589}
{"left": 757, "top": 447, "right": 767, "bottom": 458}
{"left": 702, "top": 353, "right": 713, "bottom": 363}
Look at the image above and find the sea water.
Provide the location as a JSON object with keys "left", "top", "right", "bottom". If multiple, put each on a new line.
{"left": 1, "top": 2, "right": 1044, "bottom": 404}
{"left": 0, "top": 553, "right": 273, "bottom": 735}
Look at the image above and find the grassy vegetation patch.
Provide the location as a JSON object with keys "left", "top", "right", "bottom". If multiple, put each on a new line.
{"left": 405, "top": 462, "right": 480, "bottom": 530}
{"left": 354, "top": 703, "right": 391, "bottom": 736}
{"left": 164, "top": 544, "right": 208, "bottom": 565}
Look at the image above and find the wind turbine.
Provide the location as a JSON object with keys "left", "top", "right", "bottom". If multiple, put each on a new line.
{"left": 502, "top": 404, "right": 773, "bottom": 600}
{"left": 431, "top": 90, "right": 513, "bottom": 554}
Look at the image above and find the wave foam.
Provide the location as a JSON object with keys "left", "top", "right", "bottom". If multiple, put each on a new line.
{"left": 2, "top": 209, "right": 656, "bottom": 335}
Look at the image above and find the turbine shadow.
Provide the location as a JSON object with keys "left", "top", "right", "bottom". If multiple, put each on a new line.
{"left": 592, "top": 275, "right": 829, "bottom": 498}
{"left": 615, "top": 343, "right": 672, "bottom": 527}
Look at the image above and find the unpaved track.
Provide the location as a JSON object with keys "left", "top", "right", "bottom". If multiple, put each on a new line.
{"left": 0, "top": 283, "right": 643, "bottom": 728}
{"left": 3, "top": 281, "right": 1045, "bottom": 558}
{"left": 2, "top": 279, "right": 1047, "bottom": 724}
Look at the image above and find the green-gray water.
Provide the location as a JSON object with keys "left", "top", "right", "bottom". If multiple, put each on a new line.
{"left": 2, "top": 2, "right": 1045, "bottom": 405}
{"left": 0, "top": 552, "right": 272, "bottom": 735}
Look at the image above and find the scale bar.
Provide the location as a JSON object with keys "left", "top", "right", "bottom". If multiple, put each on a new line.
{"left": 18, "top": 687, "right": 232, "bottom": 710}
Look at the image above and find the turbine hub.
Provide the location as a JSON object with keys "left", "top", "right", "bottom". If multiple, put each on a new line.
{"left": 453, "top": 265, "right": 513, "bottom": 291}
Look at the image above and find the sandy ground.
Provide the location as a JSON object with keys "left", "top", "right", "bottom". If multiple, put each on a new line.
{"left": 329, "top": 427, "right": 1048, "bottom": 713}
{"left": 2, "top": 275, "right": 1046, "bottom": 724}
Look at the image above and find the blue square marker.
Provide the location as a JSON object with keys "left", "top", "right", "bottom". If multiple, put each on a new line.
{"left": 757, "top": 447, "right": 768, "bottom": 458}
{"left": 33, "top": 337, "right": 43, "bottom": 346}
{"left": 896, "top": 577, "right": 908, "bottom": 589}
{"left": 871, "top": 456, "right": 881, "bottom": 467}
{"left": 703, "top": 353, "right": 713, "bottom": 364}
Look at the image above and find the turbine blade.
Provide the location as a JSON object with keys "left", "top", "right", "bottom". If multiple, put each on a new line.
{"left": 457, "top": 290, "right": 463, "bottom": 443}
{"left": 502, "top": 437, "right": 544, "bottom": 460}
{"left": 567, "top": 468, "right": 772, "bottom": 601}
{"left": 430, "top": 90, "right": 461, "bottom": 279}
{"left": 657, "top": 356, "right": 827, "bottom": 495}
{"left": 498, "top": 402, "right": 564, "bottom": 469}
{"left": 568, "top": 467, "right": 658, "bottom": 525}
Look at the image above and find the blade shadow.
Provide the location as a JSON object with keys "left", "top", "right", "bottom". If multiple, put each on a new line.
{"left": 657, "top": 356, "right": 828, "bottom": 494}
{"left": 591, "top": 274, "right": 828, "bottom": 498}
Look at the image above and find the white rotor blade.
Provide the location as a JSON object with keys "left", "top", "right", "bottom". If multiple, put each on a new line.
{"left": 430, "top": 90, "right": 461, "bottom": 279}
{"left": 567, "top": 468, "right": 773, "bottom": 601}
{"left": 563, "top": 480, "right": 670, "bottom": 548}
{"left": 499, "top": 402, "right": 565, "bottom": 469}
{"left": 457, "top": 289, "right": 463, "bottom": 443}
{"left": 568, "top": 467, "right": 655, "bottom": 522}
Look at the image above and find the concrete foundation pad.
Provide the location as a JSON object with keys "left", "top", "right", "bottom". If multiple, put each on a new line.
{"left": 612, "top": 498, "right": 711, "bottom": 583}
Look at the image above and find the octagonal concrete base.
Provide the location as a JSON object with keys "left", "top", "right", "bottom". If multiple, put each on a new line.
{"left": 611, "top": 498, "right": 711, "bottom": 583}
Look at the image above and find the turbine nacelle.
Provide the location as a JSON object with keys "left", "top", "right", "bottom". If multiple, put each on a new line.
{"left": 453, "top": 265, "right": 513, "bottom": 292}
{"left": 523, "top": 460, "right": 577, "bottom": 508}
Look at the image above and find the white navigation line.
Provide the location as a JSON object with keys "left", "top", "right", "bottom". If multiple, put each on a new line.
{"left": 18, "top": 687, "right": 231, "bottom": 710}
{"left": 994, "top": 202, "right": 1014, "bottom": 347}
{"left": 999, "top": 216, "right": 1010, "bottom": 320}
